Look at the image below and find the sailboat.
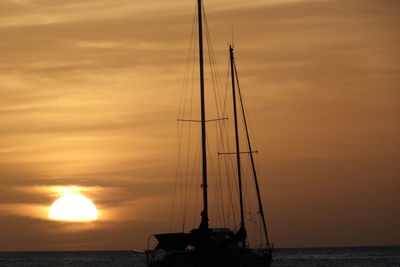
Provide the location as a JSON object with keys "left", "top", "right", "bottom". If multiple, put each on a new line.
{"left": 145, "top": 0, "right": 272, "bottom": 266}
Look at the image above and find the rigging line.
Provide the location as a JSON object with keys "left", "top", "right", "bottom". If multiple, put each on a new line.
{"left": 170, "top": 15, "right": 197, "bottom": 229}
{"left": 192, "top": 149, "right": 201, "bottom": 229}
{"left": 227, "top": 154, "right": 239, "bottom": 228}
{"left": 203, "top": 3, "right": 243, "bottom": 231}
{"left": 179, "top": 11, "right": 197, "bottom": 124}
{"left": 204, "top": 131, "right": 218, "bottom": 223}
{"left": 208, "top": 130, "right": 225, "bottom": 217}
{"left": 182, "top": 13, "right": 199, "bottom": 229}
{"left": 186, "top": 33, "right": 198, "bottom": 229}
{"left": 225, "top": 55, "right": 244, "bottom": 229}
{"left": 211, "top": 87, "right": 228, "bottom": 225}
{"left": 243, "top": 156, "right": 254, "bottom": 221}
{"left": 212, "top": 99, "right": 226, "bottom": 226}
{"left": 202, "top": 3, "right": 225, "bottom": 121}
{"left": 220, "top": 57, "right": 239, "bottom": 228}
{"left": 177, "top": 123, "right": 186, "bottom": 216}
{"left": 204, "top": 11, "right": 224, "bottom": 121}
{"left": 208, "top": 37, "right": 240, "bottom": 229}
{"left": 177, "top": 8, "right": 198, "bottom": 229}
{"left": 178, "top": 121, "right": 187, "bottom": 228}
{"left": 174, "top": 107, "right": 192, "bottom": 229}
{"left": 234, "top": 60, "right": 271, "bottom": 249}
{"left": 202, "top": 5, "right": 229, "bottom": 227}
{"left": 216, "top": 99, "right": 235, "bottom": 228}
{"left": 215, "top": 58, "right": 230, "bottom": 194}
{"left": 216, "top": 145, "right": 227, "bottom": 226}
{"left": 182, "top": 48, "right": 196, "bottom": 231}
{"left": 217, "top": 117, "right": 229, "bottom": 227}
{"left": 229, "top": 45, "right": 246, "bottom": 239}
{"left": 178, "top": 6, "right": 197, "bottom": 119}
{"left": 221, "top": 62, "right": 234, "bottom": 159}
{"left": 169, "top": 123, "right": 181, "bottom": 230}
{"left": 206, "top": 137, "right": 222, "bottom": 226}
{"left": 233, "top": 63, "right": 259, "bottom": 153}
{"left": 223, "top": 64, "right": 238, "bottom": 162}
{"left": 183, "top": 130, "right": 201, "bottom": 229}
{"left": 187, "top": 133, "right": 201, "bottom": 230}
{"left": 179, "top": 121, "right": 185, "bottom": 226}
{"left": 241, "top": 153, "right": 248, "bottom": 210}
{"left": 217, "top": 113, "right": 238, "bottom": 228}
{"left": 259, "top": 214, "right": 263, "bottom": 248}
{"left": 223, "top": 57, "right": 230, "bottom": 116}
{"left": 220, "top": 120, "right": 238, "bottom": 228}
{"left": 178, "top": 8, "right": 198, "bottom": 231}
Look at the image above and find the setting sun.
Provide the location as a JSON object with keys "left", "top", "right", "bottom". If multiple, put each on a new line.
{"left": 49, "top": 193, "right": 98, "bottom": 222}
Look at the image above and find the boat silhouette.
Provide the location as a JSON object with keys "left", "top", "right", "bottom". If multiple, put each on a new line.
{"left": 145, "top": 1, "right": 272, "bottom": 266}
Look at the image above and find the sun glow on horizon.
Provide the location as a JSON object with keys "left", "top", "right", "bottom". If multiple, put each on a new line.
{"left": 49, "top": 193, "right": 98, "bottom": 222}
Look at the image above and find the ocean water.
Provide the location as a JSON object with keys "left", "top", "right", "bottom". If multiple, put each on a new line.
{"left": 273, "top": 246, "right": 400, "bottom": 267}
{"left": 0, "top": 246, "right": 399, "bottom": 266}
{"left": 0, "top": 251, "right": 147, "bottom": 267}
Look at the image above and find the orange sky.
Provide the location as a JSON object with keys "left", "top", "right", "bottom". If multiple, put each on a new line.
{"left": 0, "top": 0, "right": 399, "bottom": 250}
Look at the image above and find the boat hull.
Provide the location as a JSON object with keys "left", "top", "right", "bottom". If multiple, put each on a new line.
{"left": 147, "top": 248, "right": 272, "bottom": 267}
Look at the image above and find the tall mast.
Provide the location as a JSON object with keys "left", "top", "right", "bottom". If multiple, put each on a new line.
{"left": 229, "top": 45, "right": 246, "bottom": 247}
{"left": 234, "top": 56, "right": 271, "bottom": 250}
{"left": 198, "top": 0, "right": 208, "bottom": 230}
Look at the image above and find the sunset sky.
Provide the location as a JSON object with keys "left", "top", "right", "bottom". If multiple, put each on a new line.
{"left": 0, "top": 0, "right": 399, "bottom": 250}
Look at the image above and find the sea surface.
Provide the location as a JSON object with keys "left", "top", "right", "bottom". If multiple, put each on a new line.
{"left": 0, "top": 246, "right": 399, "bottom": 266}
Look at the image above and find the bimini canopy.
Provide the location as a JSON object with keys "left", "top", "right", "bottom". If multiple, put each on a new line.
{"left": 154, "top": 233, "right": 193, "bottom": 251}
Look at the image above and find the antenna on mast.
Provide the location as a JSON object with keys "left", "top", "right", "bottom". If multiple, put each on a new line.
{"left": 231, "top": 25, "right": 235, "bottom": 47}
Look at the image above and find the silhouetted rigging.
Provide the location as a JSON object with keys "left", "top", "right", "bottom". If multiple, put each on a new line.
{"left": 145, "top": 0, "right": 272, "bottom": 266}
